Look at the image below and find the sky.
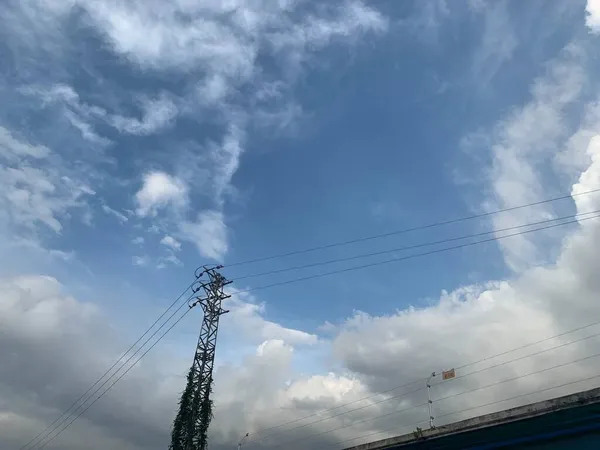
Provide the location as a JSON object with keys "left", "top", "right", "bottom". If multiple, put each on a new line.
{"left": 3, "top": 0, "right": 600, "bottom": 449}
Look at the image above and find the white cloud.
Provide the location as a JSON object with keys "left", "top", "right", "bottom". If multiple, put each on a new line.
{"left": 221, "top": 291, "right": 319, "bottom": 347}
{"left": 406, "top": 0, "right": 450, "bottom": 43}
{"left": 6, "top": 0, "right": 388, "bottom": 263}
{"left": 0, "top": 126, "right": 94, "bottom": 235}
{"left": 0, "top": 274, "right": 182, "bottom": 450}
{"left": 0, "top": 126, "right": 50, "bottom": 161}
{"left": 210, "top": 127, "right": 245, "bottom": 204}
{"left": 156, "top": 254, "right": 182, "bottom": 269}
{"left": 109, "top": 95, "right": 178, "bottom": 136}
{"left": 74, "top": 0, "right": 387, "bottom": 77}
{"left": 159, "top": 235, "right": 181, "bottom": 251}
{"left": 470, "top": 1, "right": 517, "bottom": 86}
{"left": 20, "top": 84, "right": 112, "bottom": 146}
{"left": 463, "top": 45, "right": 586, "bottom": 271}
{"left": 179, "top": 210, "right": 228, "bottom": 261}
{"left": 22, "top": 83, "right": 176, "bottom": 140}
{"left": 586, "top": 0, "right": 600, "bottom": 34}
{"left": 132, "top": 236, "right": 144, "bottom": 245}
{"left": 132, "top": 256, "right": 148, "bottom": 267}
{"left": 5, "top": 3, "right": 600, "bottom": 450}
{"left": 101, "top": 204, "right": 128, "bottom": 224}
{"left": 267, "top": 1, "right": 388, "bottom": 73}
{"left": 135, "top": 171, "right": 187, "bottom": 217}
{"left": 554, "top": 100, "right": 600, "bottom": 178}
{"left": 467, "top": 0, "right": 486, "bottom": 13}
{"left": 572, "top": 135, "right": 600, "bottom": 218}
{"left": 4, "top": 158, "right": 600, "bottom": 449}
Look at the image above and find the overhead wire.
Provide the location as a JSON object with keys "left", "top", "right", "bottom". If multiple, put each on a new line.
{"left": 33, "top": 304, "right": 195, "bottom": 450}
{"left": 21, "top": 191, "right": 600, "bottom": 448}
{"left": 18, "top": 281, "right": 198, "bottom": 450}
{"left": 30, "top": 210, "right": 589, "bottom": 448}
{"left": 269, "top": 339, "right": 600, "bottom": 447}
{"left": 272, "top": 349, "right": 600, "bottom": 449}
{"left": 438, "top": 350, "right": 600, "bottom": 406}
{"left": 25, "top": 290, "right": 198, "bottom": 450}
{"left": 235, "top": 213, "right": 600, "bottom": 295}
{"left": 223, "top": 187, "right": 600, "bottom": 269}
{"left": 234, "top": 210, "right": 600, "bottom": 281}
{"left": 244, "top": 318, "right": 600, "bottom": 445}
{"left": 326, "top": 373, "right": 600, "bottom": 449}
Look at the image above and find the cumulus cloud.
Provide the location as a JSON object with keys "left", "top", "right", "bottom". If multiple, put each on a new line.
{"left": 135, "top": 171, "right": 187, "bottom": 217}
{"left": 221, "top": 291, "right": 319, "bottom": 347}
{"left": 4, "top": 126, "right": 600, "bottom": 449}
{"left": 6, "top": 186, "right": 600, "bottom": 450}
{"left": 0, "top": 274, "right": 182, "bottom": 450}
{"left": 0, "top": 273, "right": 337, "bottom": 450}
{"left": 9, "top": 3, "right": 600, "bottom": 450}
{"left": 586, "top": 0, "right": 600, "bottom": 34}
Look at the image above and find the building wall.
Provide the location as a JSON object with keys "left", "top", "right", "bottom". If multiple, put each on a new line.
{"left": 344, "top": 389, "right": 600, "bottom": 450}
{"left": 525, "top": 432, "right": 600, "bottom": 449}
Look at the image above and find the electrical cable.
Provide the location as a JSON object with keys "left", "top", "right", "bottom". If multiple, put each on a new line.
{"left": 234, "top": 210, "right": 600, "bottom": 281}
{"left": 437, "top": 350, "right": 600, "bottom": 406}
{"left": 244, "top": 319, "right": 600, "bottom": 445}
{"left": 236, "top": 213, "right": 600, "bottom": 295}
{"left": 27, "top": 295, "right": 196, "bottom": 450}
{"left": 441, "top": 329, "right": 600, "bottom": 390}
{"left": 222, "top": 188, "right": 600, "bottom": 269}
{"left": 18, "top": 282, "right": 198, "bottom": 450}
{"left": 21, "top": 199, "right": 600, "bottom": 448}
{"left": 247, "top": 387, "right": 427, "bottom": 446}
{"left": 33, "top": 305, "right": 195, "bottom": 450}
{"left": 435, "top": 374, "right": 600, "bottom": 430}
{"left": 272, "top": 350, "right": 600, "bottom": 449}
{"left": 326, "top": 373, "right": 600, "bottom": 449}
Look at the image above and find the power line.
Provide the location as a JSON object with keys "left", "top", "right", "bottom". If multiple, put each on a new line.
{"left": 223, "top": 188, "right": 600, "bottom": 269}
{"left": 235, "top": 210, "right": 600, "bottom": 281}
{"left": 262, "top": 332, "right": 600, "bottom": 447}
{"left": 274, "top": 350, "right": 600, "bottom": 449}
{"left": 327, "top": 373, "right": 600, "bottom": 449}
{"left": 436, "top": 373, "right": 600, "bottom": 427}
{"left": 18, "top": 282, "right": 197, "bottom": 450}
{"left": 33, "top": 306, "right": 194, "bottom": 450}
{"left": 236, "top": 213, "right": 600, "bottom": 295}
{"left": 438, "top": 350, "right": 600, "bottom": 406}
{"left": 28, "top": 295, "right": 196, "bottom": 450}
{"left": 327, "top": 417, "right": 429, "bottom": 450}
{"left": 20, "top": 195, "right": 600, "bottom": 448}
{"left": 247, "top": 387, "right": 427, "bottom": 446}
{"left": 244, "top": 319, "right": 600, "bottom": 445}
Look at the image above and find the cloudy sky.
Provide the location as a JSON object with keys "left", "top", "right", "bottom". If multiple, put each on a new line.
{"left": 3, "top": 0, "right": 600, "bottom": 449}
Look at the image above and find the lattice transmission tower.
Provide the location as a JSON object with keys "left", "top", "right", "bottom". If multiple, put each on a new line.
{"left": 169, "top": 266, "right": 231, "bottom": 450}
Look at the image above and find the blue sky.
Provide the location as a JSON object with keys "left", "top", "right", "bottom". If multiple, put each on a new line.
{"left": 0, "top": 0, "right": 587, "bottom": 320}
{"left": 4, "top": 1, "right": 600, "bottom": 449}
